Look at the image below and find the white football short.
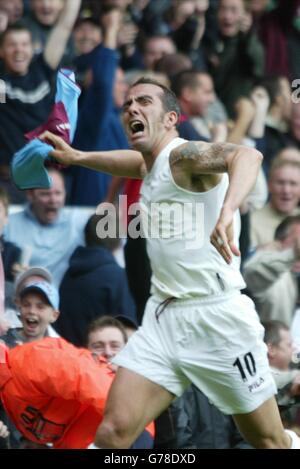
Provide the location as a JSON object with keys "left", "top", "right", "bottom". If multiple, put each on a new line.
{"left": 113, "top": 292, "right": 277, "bottom": 415}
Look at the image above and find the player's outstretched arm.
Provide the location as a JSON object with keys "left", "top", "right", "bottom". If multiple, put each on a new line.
{"left": 170, "top": 141, "right": 263, "bottom": 264}
{"left": 40, "top": 131, "right": 146, "bottom": 179}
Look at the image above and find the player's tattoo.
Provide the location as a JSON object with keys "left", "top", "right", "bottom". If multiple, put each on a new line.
{"left": 170, "top": 141, "right": 238, "bottom": 173}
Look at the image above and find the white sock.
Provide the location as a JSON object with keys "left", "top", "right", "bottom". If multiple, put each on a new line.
{"left": 285, "top": 430, "right": 300, "bottom": 449}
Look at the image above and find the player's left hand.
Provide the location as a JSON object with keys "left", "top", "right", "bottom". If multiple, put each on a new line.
{"left": 210, "top": 207, "right": 241, "bottom": 264}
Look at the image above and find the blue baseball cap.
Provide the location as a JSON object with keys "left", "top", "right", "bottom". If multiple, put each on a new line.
{"left": 19, "top": 281, "right": 59, "bottom": 310}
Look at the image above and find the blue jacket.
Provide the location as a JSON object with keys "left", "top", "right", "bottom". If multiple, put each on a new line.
{"left": 70, "top": 46, "right": 129, "bottom": 205}
{"left": 57, "top": 246, "right": 136, "bottom": 346}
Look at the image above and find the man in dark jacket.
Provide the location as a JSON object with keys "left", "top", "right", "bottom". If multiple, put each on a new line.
{"left": 57, "top": 214, "right": 136, "bottom": 346}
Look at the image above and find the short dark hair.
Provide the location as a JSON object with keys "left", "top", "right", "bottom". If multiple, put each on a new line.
{"left": 262, "top": 320, "right": 289, "bottom": 346}
{"left": 130, "top": 77, "right": 181, "bottom": 118}
{"left": 86, "top": 315, "right": 127, "bottom": 345}
{"left": 274, "top": 215, "right": 300, "bottom": 241}
{"left": 154, "top": 53, "right": 192, "bottom": 79}
{"left": 0, "top": 22, "right": 32, "bottom": 47}
{"left": 0, "top": 187, "right": 9, "bottom": 214}
{"left": 84, "top": 213, "right": 120, "bottom": 252}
